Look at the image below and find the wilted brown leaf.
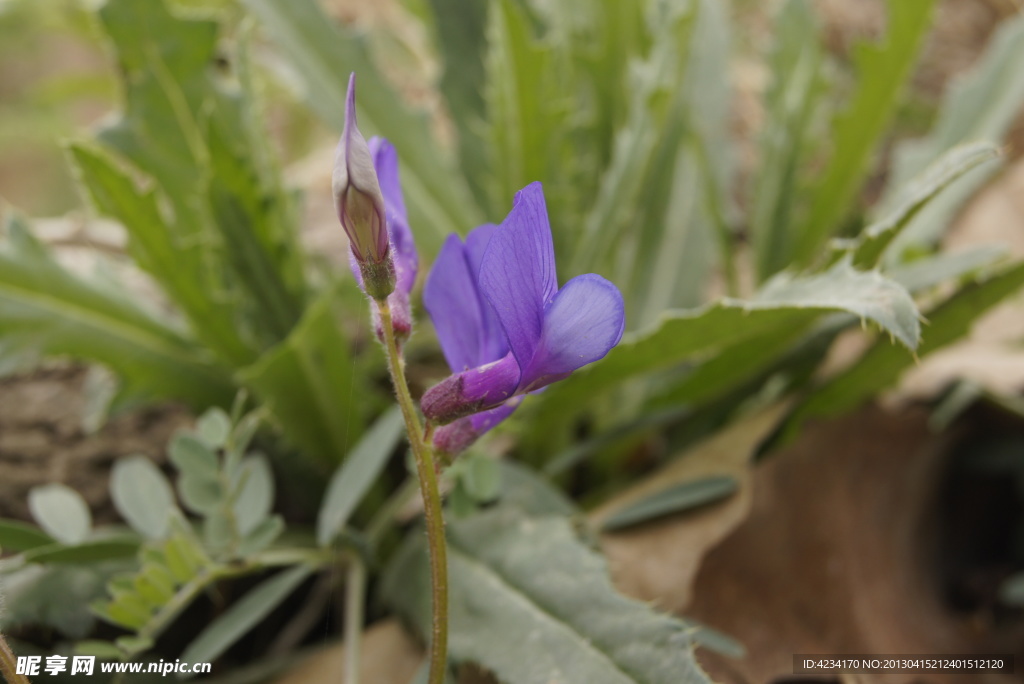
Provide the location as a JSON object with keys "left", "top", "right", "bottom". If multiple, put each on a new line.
{"left": 684, "top": 405, "right": 1024, "bottom": 684}
{"left": 595, "top": 404, "right": 790, "bottom": 614}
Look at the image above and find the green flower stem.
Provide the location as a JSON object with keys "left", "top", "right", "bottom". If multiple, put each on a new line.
{"left": 376, "top": 299, "right": 448, "bottom": 684}
{"left": 344, "top": 556, "right": 366, "bottom": 684}
{"left": 0, "top": 631, "right": 31, "bottom": 684}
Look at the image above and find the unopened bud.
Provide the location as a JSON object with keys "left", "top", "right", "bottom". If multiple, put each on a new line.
{"left": 332, "top": 73, "right": 395, "bottom": 299}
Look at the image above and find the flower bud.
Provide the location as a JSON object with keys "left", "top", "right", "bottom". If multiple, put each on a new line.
{"left": 332, "top": 73, "right": 395, "bottom": 300}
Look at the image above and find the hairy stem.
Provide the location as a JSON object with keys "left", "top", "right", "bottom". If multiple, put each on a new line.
{"left": 376, "top": 300, "right": 448, "bottom": 684}
{"left": 0, "top": 632, "right": 31, "bottom": 684}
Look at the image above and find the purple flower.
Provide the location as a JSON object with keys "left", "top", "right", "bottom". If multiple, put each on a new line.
{"left": 333, "top": 73, "right": 396, "bottom": 300}
{"left": 422, "top": 182, "right": 625, "bottom": 453}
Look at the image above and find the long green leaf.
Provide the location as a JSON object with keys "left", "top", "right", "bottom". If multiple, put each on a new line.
{"left": 601, "top": 476, "right": 737, "bottom": 532}
{"left": 317, "top": 406, "right": 404, "bottom": 546}
{"left": 22, "top": 538, "right": 140, "bottom": 565}
{"left": 535, "top": 260, "right": 920, "bottom": 426}
{"left": 239, "top": 290, "right": 367, "bottom": 465}
{"left": 90, "top": 0, "right": 307, "bottom": 354}
{"left": 181, "top": 565, "right": 312, "bottom": 666}
{"left": 0, "top": 520, "right": 55, "bottom": 553}
{"left": 571, "top": 0, "right": 698, "bottom": 276}
{"left": 752, "top": 0, "right": 825, "bottom": 279}
{"left": 792, "top": 0, "right": 936, "bottom": 265}
{"left": 885, "top": 12, "right": 1024, "bottom": 257}
{"left": 427, "top": 0, "right": 490, "bottom": 210}
{"left": 849, "top": 142, "right": 999, "bottom": 268}
{"left": 68, "top": 143, "right": 256, "bottom": 367}
{"left": 240, "top": 0, "right": 482, "bottom": 253}
{"left": 484, "top": 0, "right": 569, "bottom": 219}
{"left": 384, "top": 509, "right": 711, "bottom": 684}
{"left": 0, "top": 214, "right": 235, "bottom": 409}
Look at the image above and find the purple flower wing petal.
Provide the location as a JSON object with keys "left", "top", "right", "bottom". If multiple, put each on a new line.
{"left": 519, "top": 273, "right": 625, "bottom": 392}
{"left": 479, "top": 182, "right": 558, "bottom": 371}
{"left": 424, "top": 235, "right": 487, "bottom": 372}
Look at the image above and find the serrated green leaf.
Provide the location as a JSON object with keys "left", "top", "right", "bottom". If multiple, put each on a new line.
{"left": 239, "top": 290, "right": 367, "bottom": 465}
{"left": 601, "top": 476, "right": 737, "bottom": 532}
{"left": 793, "top": 0, "right": 936, "bottom": 265}
{"left": 534, "top": 260, "right": 920, "bottom": 436}
{"left": 196, "top": 408, "right": 232, "bottom": 450}
{"left": 22, "top": 538, "right": 140, "bottom": 565}
{"left": 849, "top": 142, "right": 999, "bottom": 268}
{"left": 755, "top": 260, "right": 920, "bottom": 349}
{"left": 204, "top": 121, "right": 304, "bottom": 346}
{"left": 240, "top": 0, "right": 482, "bottom": 255}
{"left": 384, "top": 509, "right": 711, "bottom": 684}
{"left": 886, "top": 12, "right": 1024, "bottom": 257}
{"left": 317, "top": 406, "right": 403, "bottom": 546}
{"left": 67, "top": 143, "right": 256, "bottom": 369}
{"left": 786, "top": 261, "right": 1024, "bottom": 433}
{"left": 28, "top": 483, "right": 91, "bottom": 545}
{"left": 181, "top": 565, "right": 312, "bottom": 666}
{"left": 232, "top": 455, "right": 274, "bottom": 535}
{"left": 888, "top": 246, "right": 1006, "bottom": 293}
{"left": 85, "top": 0, "right": 308, "bottom": 358}
{"left": 0, "top": 212, "right": 235, "bottom": 409}
{"left": 752, "top": 0, "right": 825, "bottom": 279}
{"left": 111, "top": 456, "right": 176, "bottom": 539}
{"left": 0, "top": 519, "right": 54, "bottom": 552}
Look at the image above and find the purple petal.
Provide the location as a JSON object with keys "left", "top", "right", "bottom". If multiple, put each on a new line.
{"left": 478, "top": 182, "right": 558, "bottom": 371}
{"left": 369, "top": 137, "right": 408, "bottom": 225}
{"left": 424, "top": 234, "right": 488, "bottom": 371}
{"left": 421, "top": 353, "right": 520, "bottom": 424}
{"left": 463, "top": 224, "right": 508, "bottom": 364}
{"left": 468, "top": 397, "right": 522, "bottom": 433}
{"left": 519, "top": 274, "right": 625, "bottom": 392}
{"left": 369, "top": 137, "right": 417, "bottom": 296}
{"left": 433, "top": 398, "right": 522, "bottom": 455}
